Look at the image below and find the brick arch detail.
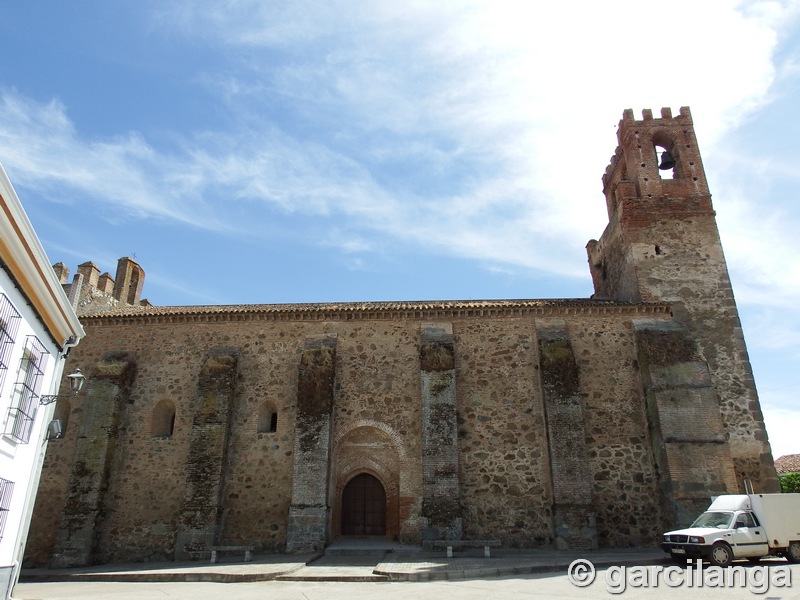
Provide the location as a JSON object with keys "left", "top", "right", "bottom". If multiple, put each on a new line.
{"left": 331, "top": 422, "right": 405, "bottom": 540}
{"left": 332, "top": 418, "right": 407, "bottom": 460}
{"left": 336, "top": 459, "right": 399, "bottom": 497}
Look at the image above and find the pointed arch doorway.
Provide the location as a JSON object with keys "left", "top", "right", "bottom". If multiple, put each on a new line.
{"left": 341, "top": 473, "right": 387, "bottom": 536}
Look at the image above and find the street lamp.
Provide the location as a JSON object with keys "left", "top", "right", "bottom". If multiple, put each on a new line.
{"left": 39, "top": 368, "right": 85, "bottom": 405}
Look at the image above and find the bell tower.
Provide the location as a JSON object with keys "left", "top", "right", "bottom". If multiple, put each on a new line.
{"left": 588, "top": 106, "right": 717, "bottom": 304}
{"left": 587, "top": 107, "right": 777, "bottom": 495}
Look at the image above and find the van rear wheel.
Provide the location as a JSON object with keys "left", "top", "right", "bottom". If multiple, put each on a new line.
{"left": 709, "top": 542, "right": 733, "bottom": 567}
{"left": 787, "top": 541, "right": 800, "bottom": 563}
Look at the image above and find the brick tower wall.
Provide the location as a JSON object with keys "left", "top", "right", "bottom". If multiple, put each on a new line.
{"left": 588, "top": 107, "right": 777, "bottom": 499}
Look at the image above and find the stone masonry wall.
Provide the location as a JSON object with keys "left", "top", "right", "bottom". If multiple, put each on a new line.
{"left": 627, "top": 216, "right": 775, "bottom": 491}
{"left": 454, "top": 317, "right": 552, "bottom": 547}
{"left": 537, "top": 321, "right": 597, "bottom": 551}
{"left": 28, "top": 320, "right": 303, "bottom": 564}
{"left": 215, "top": 328, "right": 300, "bottom": 551}
{"left": 635, "top": 324, "right": 739, "bottom": 529}
{"left": 285, "top": 336, "right": 336, "bottom": 553}
{"left": 27, "top": 301, "right": 711, "bottom": 563}
{"left": 329, "top": 319, "right": 422, "bottom": 543}
{"left": 567, "top": 317, "right": 662, "bottom": 547}
{"left": 173, "top": 348, "right": 239, "bottom": 561}
{"left": 420, "top": 324, "right": 462, "bottom": 541}
{"left": 49, "top": 352, "right": 137, "bottom": 567}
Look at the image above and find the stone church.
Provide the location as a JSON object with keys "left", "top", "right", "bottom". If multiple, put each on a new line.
{"left": 24, "top": 107, "right": 778, "bottom": 567}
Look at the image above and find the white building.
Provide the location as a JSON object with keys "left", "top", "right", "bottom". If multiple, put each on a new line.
{"left": 0, "top": 165, "right": 84, "bottom": 599}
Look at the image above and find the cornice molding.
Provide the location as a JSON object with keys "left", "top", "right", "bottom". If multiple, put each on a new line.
{"left": 80, "top": 299, "right": 673, "bottom": 326}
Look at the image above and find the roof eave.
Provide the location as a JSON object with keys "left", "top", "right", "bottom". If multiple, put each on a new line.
{"left": 0, "top": 164, "right": 85, "bottom": 350}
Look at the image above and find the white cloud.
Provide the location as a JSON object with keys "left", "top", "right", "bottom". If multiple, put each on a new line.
{"left": 1, "top": 1, "right": 798, "bottom": 287}
{"left": 0, "top": 92, "right": 211, "bottom": 227}
{"left": 1, "top": 0, "right": 799, "bottom": 453}
{"left": 763, "top": 403, "right": 800, "bottom": 459}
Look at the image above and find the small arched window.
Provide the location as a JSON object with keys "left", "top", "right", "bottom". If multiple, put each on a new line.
{"left": 257, "top": 402, "right": 278, "bottom": 434}
{"left": 152, "top": 399, "right": 176, "bottom": 438}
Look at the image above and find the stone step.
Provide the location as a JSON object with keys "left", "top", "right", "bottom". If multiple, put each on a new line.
{"left": 323, "top": 547, "right": 389, "bottom": 557}
{"left": 276, "top": 573, "right": 390, "bottom": 582}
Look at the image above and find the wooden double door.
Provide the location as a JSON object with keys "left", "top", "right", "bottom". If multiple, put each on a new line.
{"left": 340, "top": 473, "right": 386, "bottom": 536}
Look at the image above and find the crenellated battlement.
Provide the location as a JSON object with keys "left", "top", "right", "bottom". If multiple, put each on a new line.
{"left": 620, "top": 105, "right": 690, "bottom": 123}
{"left": 54, "top": 256, "right": 150, "bottom": 315}
{"left": 601, "top": 106, "right": 710, "bottom": 221}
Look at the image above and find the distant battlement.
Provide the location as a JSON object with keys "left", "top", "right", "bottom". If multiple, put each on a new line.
{"left": 54, "top": 256, "right": 151, "bottom": 315}
{"left": 620, "top": 105, "right": 691, "bottom": 123}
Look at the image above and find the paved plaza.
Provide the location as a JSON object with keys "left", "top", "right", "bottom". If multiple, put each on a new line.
{"left": 13, "top": 541, "right": 800, "bottom": 599}
{"left": 19, "top": 541, "right": 668, "bottom": 583}
{"left": 15, "top": 566, "right": 800, "bottom": 600}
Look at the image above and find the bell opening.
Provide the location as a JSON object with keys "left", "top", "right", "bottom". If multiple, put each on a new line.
{"left": 656, "top": 145, "right": 675, "bottom": 179}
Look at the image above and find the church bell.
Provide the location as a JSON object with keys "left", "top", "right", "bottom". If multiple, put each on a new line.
{"left": 658, "top": 149, "right": 676, "bottom": 170}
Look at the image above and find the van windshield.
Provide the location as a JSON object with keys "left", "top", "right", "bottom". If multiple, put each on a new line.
{"left": 691, "top": 511, "right": 733, "bottom": 529}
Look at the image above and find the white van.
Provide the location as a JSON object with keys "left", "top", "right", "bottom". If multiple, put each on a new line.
{"left": 661, "top": 494, "right": 800, "bottom": 566}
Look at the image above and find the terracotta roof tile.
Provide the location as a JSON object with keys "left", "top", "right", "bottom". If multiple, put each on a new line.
{"left": 775, "top": 454, "right": 800, "bottom": 474}
{"left": 78, "top": 297, "right": 669, "bottom": 321}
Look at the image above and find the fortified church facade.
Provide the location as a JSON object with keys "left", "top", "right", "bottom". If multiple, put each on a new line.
{"left": 25, "top": 108, "right": 778, "bottom": 567}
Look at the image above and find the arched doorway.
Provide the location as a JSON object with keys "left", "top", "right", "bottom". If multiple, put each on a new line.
{"left": 341, "top": 473, "right": 386, "bottom": 536}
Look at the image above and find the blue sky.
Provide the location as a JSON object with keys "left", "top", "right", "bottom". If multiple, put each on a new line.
{"left": 1, "top": 1, "right": 799, "bottom": 460}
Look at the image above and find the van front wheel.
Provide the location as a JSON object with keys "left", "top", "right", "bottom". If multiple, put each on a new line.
{"left": 709, "top": 542, "right": 733, "bottom": 567}
{"left": 787, "top": 541, "right": 800, "bottom": 563}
